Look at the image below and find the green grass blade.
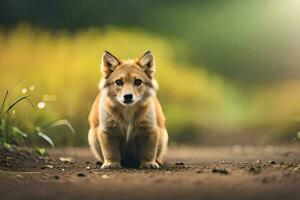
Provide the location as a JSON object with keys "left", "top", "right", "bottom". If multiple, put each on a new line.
{"left": 4, "top": 95, "right": 34, "bottom": 115}
{"left": 23, "top": 97, "right": 35, "bottom": 110}
{"left": 37, "top": 131, "right": 54, "bottom": 147}
{"left": 0, "top": 90, "right": 9, "bottom": 117}
{"left": 46, "top": 119, "right": 75, "bottom": 134}
{"left": 1, "top": 78, "right": 24, "bottom": 115}
{"left": 3, "top": 141, "right": 11, "bottom": 149}
{"left": 12, "top": 126, "right": 28, "bottom": 138}
{"left": 1, "top": 118, "right": 7, "bottom": 142}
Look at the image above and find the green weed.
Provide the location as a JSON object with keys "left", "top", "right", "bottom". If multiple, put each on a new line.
{"left": 0, "top": 85, "right": 75, "bottom": 153}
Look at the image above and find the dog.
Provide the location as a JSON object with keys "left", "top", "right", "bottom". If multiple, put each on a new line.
{"left": 88, "top": 51, "right": 168, "bottom": 169}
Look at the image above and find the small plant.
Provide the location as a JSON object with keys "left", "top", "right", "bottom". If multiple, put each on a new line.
{"left": 0, "top": 84, "right": 75, "bottom": 152}
{"left": 0, "top": 87, "right": 33, "bottom": 148}
{"left": 35, "top": 119, "right": 75, "bottom": 147}
{"left": 36, "top": 147, "right": 46, "bottom": 156}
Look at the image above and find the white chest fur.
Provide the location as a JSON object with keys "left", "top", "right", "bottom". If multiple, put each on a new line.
{"left": 125, "top": 122, "right": 133, "bottom": 142}
{"left": 122, "top": 106, "right": 136, "bottom": 143}
{"left": 99, "top": 90, "right": 157, "bottom": 143}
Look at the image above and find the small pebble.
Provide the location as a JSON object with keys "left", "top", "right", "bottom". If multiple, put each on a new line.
{"left": 256, "top": 160, "right": 262, "bottom": 164}
{"left": 101, "top": 174, "right": 109, "bottom": 179}
{"left": 278, "top": 161, "right": 285, "bottom": 166}
{"left": 95, "top": 161, "right": 102, "bottom": 166}
{"left": 54, "top": 175, "right": 60, "bottom": 180}
{"left": 211, "top": 168, "right": 229, "bottom": 175}
{"left": 249, "top": 166, "right": 260, "bottom": 174}
{"left": 59, "top": 157, "right": 73, "bottom": 163}
{"left": 287, "top": 163, "right": 295, "bottom": 168}
{"left": 86, "top": 166, "right": 91, "bottom": 170}
{"left": 293, "top": 167, "right": 299, "bottom": 172}
{"left": 16, "top": 174, "right": 24, "bottom": 179}
{"left": 77, "top": 173, "right": 86, "bottom": 177}
{"left": 268, "top": 160, "right": 276, "bottom": 165}
{"left": 249, "top": 166, "right": 256, "bottom": 172}
{"left": 175, "top": 162, "right": 185, "bottom": 166}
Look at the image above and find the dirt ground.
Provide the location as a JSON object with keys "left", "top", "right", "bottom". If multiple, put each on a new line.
{"left": 0, "top": 145, "right": 300, "bottom": 200}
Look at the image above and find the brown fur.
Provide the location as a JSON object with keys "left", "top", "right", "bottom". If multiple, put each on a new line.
{"left": 88, "top": 51, "right": 168, "bottom": 169}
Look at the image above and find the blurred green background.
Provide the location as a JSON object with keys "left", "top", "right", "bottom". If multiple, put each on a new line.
{"left": 1, "top": 0, "right": 300, "bottom": 146}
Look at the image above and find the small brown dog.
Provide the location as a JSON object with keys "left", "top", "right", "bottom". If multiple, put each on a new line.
{"left": 88, "top": 51, "right": 168, "bottom": 169}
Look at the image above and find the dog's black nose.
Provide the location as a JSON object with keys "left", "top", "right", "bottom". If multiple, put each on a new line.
{"left": 123, "top": 94, "right": 133, "bottom": 103}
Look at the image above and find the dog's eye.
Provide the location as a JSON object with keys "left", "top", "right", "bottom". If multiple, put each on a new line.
{"left": 115, "top": 79, "right": 123, "bottom": 86}
{"left": 134, "top": 79, "right": 142, "bottom": 86}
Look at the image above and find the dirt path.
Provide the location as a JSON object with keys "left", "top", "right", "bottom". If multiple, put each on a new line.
{"left": 0, "top": 145, "right": 300, "bottom": 200}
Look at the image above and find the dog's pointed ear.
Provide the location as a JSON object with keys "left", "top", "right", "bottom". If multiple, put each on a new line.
{"left": 138, "top": 51, "right": 155, "bottom": 79}
{"left": 101, "top": 51, "right": 120, "bottom": 78}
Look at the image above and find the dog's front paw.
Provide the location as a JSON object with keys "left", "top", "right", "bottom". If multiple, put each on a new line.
{"left": 140, "top": 161, "right": 160, "bottom": 169}
{"left": 101, "top": 162, "right": 122, "bottom": 169}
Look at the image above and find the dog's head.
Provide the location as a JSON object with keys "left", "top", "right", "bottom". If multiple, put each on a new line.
{"left": 99, "top": 51, "right": 158, "bottom": 107}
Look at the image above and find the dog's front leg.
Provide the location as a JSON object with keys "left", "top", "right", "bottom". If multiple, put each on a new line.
{"left": 98, "top": 129, "right": 122, "bottom": 169}
{"left": 138, "top": 128, "right": 159, "bottom": 169}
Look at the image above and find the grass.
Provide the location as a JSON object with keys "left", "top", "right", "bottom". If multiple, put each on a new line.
{"left": 0, "top": 85, "right": 34, "bottom": 146}
{"left": 0, "top": 84, "right": 75, "bottom": 152}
